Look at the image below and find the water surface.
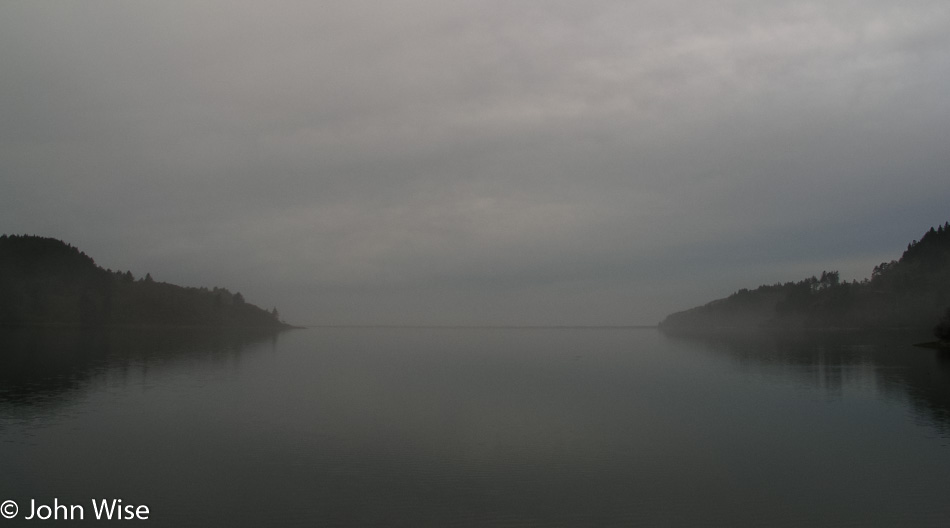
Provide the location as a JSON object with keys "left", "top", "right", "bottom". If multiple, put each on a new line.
{"left": 1, "top": 326, "right": 949, "bottom": 527}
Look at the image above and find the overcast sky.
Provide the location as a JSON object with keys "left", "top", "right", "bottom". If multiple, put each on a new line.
{"left": 2, "top": 1, "right": 949, "bottom": 325}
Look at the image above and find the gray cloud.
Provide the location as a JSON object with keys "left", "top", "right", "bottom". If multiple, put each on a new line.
{"left": 3, "top": 1, "right": 950, "bottom": 325}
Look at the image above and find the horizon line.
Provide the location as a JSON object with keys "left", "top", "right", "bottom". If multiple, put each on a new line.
{"left": 296, "top": 324, "right": 659, "bottom": 329}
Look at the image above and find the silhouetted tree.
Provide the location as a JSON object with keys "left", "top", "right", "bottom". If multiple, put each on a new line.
{"left": 818, "top": 270, "right": 840, "bottom": 290}
{"left": 872, "top": 261, "right": 896, "bottom": 281}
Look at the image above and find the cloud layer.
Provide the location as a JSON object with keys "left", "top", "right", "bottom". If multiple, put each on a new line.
{"left": 3, "top": 1, "right": 950, "bottom": 325}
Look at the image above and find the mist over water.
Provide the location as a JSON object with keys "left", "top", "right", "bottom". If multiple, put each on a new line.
{"left": 4, "top": 3, "right": 950, "bottom": 524}
{"left": 2, "top": 326, "right": 949, "bottom": 527}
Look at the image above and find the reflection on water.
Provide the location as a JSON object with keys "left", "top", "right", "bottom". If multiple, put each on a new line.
{"left": 665, "top": 330, "right": 950, "bottom": 432}
{"left": 0, "top": 326, "right": 281, "bottom": 408}
{"left": 1, "top": 327, "right": 950, "bottom": 527}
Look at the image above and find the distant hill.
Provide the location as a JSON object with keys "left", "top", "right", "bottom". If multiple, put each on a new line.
{"left": 0, "top": 235, "right": 289, "bottom": 328}
{"left": 659, "top": 222, "right": 950, "bottom": 333}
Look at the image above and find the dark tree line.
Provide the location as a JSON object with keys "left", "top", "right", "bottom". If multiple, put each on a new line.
{"left": 0, "top": 235, "right": 288, "bottom": 328}
{"left": 660, "top": 222, "right": 950, "bottom": 332}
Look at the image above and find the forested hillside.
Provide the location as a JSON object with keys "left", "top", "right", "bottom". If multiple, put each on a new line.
{"left": 0, "top": 235, "right": 287, "bottom": 328}
{"left": 659, "top": 222, "right": 950, "bottom": 333}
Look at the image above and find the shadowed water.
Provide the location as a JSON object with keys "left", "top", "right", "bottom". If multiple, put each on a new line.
{"left": 1, "top": 326, "right": 949, "bottom": 527}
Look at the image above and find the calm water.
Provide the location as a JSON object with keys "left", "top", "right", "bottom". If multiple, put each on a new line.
{"left": 1, "top": 326, "right": 950, "bottom": 527}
